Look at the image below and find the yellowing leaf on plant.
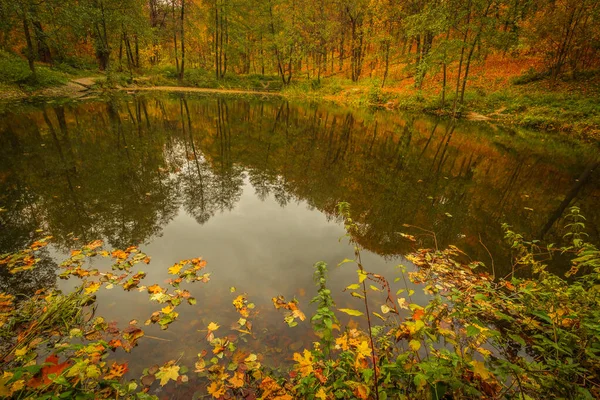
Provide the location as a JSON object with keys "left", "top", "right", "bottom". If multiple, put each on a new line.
{"left": 353, "top": 383, "right": 369, "bottom": 400}
{"left": 397, "top": 297, "right": 409, "bottom": 309}
{"left": 355, "top": 341, "right": 371, "bottom": 359}
{"left": 409, "top": 339, "right": 421, "bottom": 351}
{"left": 470, "top": 360, "right": 491, "bottom": 381}
{"left": 338, "top": 308, "right": 364, "bottom": 317}
{"left": 357, "top": 269, "right": 367, "bottom": 283}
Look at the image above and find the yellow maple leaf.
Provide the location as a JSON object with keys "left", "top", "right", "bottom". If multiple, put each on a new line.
{"left": 315, "top": 387, "right": 328, "bottom": 400}
{"left": 207, "top": 381, "right": 226, "bottom": 398}
{"left": 84, "top": 281, "right": 101, "bottom": 294}
{"left": 168, "top": 263, "right": 182, "bottom": 275}
{"left": 355, "top": 340, "right": 371, "bottom": 359}
{"left": 292, "top": 349, "right": 313, "bottom": 377}
{"left": 335, "top": 334, "right": 350, "bottom": 351}
{"left": 207, "top": 322, "right": 220, "bottom": 332}
{"left": 232, "top": 294, "right": 245, "bottom": 310}
{"left": 228, "top": 372, "right": 244, "bottom": 388}
{"left": 470, "top": 360, "right": 491, "bottom": 381}
{"left": 156, "top": 364, "right": 180, "bottom": 386}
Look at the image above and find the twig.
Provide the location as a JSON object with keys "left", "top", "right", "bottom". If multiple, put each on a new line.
{"left": 478, "top": 234, "right": 495, "bottom": 279}
{"left": 144, "top": 335, "right": 172, "bottom": 342}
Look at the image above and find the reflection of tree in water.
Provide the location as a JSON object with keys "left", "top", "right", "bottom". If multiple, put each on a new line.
{"left": 1, "top": 95, "right": 599, "bottom": 279}
{"left": 177, "top": 97, "right": 245, "bottom": 224}
{"left": 0, "top": 248, "right": 58, "bottom": 297}
{"left": 0, "top": 98, "right": 182, "bottom": 252}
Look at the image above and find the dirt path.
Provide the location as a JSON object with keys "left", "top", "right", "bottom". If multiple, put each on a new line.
{"left": 129, "top": 86, "right": 282, "bottom": 96}
{"left": 71, "top": 77, "right": 99, "bottom": 89}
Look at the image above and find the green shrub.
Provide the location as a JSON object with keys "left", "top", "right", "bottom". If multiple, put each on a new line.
{"left": 0, "top": 51, "right": 31, "bottom": 84}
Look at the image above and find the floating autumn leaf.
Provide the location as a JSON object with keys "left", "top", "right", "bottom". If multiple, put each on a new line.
{"left": 155, "top": 362, "right": 180, "bottom": 386}
{"left": 104, "top": 362, "right": 129, "bottom": 380}
{"left": 168, "top": 263, "right": 183, "bottom": 275}
{"left": 85, "top": 240, "right": 103, "bottom": 250}
{"left": 111, "top": 250, "right": 128, "bottom": 260}
{"left": 122, "top": 326, "right": 144, "bottom": 351}
{"left": 232, "top": 294, "right": 251, "bottom": 317}
{"left": 207, "top": 380, "right": 226, "bottom": 398}
{"left": 84, "top": 281, "right": 101, "bottom": 294}
{"left": 228, "top": 371, "right": 245, "bottom": 388}
{"left": 259, "top": 376, "right": 291, "bottom": 399}
{"left": 107, "top": 339, "right": 123, "bottom": 350}
{"left": 272, "top": 295, "right": 306, "bottom": 327}
{"left": 206, "top": 321, "right": 220, "bottom": 341}
{"left": 147, "top": 284, "right": 163, "bottom": 294}
{"left": 27, "top": 355, "right": 72, "bottom": 388}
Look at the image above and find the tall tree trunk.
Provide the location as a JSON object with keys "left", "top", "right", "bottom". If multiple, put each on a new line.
{"left": 134, "top": 34, "right": 139, "bottom": 67}
{"left": 381, "top": 39, "right": 390, "bottom": 88}
{"left": 172, "top": 0, "right": 179, "bottom": 75}
{"left": 460, "top": 2, "right": 492, "bottom": 103}
{"left": 21, "top": 14, "right": 37, "bottom": 79}
{"left": 215, "top": 0, "right": 220, "bottom": 79}
{"left": 452, "top": 0, "right": 472, "bottom": 116}
{"left": 179, "top": 0, "right": 185, "bottom": 81}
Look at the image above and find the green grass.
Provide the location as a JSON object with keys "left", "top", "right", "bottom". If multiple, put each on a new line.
{"left": 278, "top": 72, "right": 600, "bottom": 140}
{"left": 0, "top": 51, "right": 71, "bottom": 91}
{"left": 142, "top": 65, "right": 284, "bottom": 91}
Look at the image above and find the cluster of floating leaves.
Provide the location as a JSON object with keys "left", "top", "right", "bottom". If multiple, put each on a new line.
{"left": 0, "top": 237, "right": 213, "bottom": 398}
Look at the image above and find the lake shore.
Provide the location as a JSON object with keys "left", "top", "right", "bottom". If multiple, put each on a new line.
{"left": 2, "top": 73, "right": 599, "bottom": 142}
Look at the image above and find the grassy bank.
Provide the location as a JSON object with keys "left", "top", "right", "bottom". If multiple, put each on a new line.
{"left": 114, "top": 66, "right": 600, "bottom": 141}
{"left": 280, "top": 74, "right": 600, "bottom": 141}
{"left": 2, "top": 58, "right": 599, "bottom": 141}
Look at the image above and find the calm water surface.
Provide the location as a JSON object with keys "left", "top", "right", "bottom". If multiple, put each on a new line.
{"left": 1, "top": 93, "right": 598, "bottom": 387}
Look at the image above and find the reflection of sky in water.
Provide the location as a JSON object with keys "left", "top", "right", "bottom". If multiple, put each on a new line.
{"left": 55, "top": 175, "right": 423, "bottom": 376}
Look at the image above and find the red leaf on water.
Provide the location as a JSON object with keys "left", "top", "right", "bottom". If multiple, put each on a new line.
{"left": 28, "top": 355, "right": 71, "bottom": 388}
